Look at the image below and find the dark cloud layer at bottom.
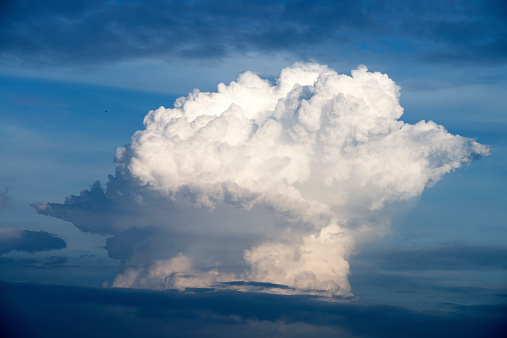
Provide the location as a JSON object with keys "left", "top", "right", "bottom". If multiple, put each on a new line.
{"left": 1, "top": 282, "right": 505, "bottom": 338}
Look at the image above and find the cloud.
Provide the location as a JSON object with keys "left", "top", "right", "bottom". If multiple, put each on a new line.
{"left": 0, "top": 188, "right": 12, "bottom": 210}
{"left": 32, "top": 62, "right": 489, "bottom": 296}
{"left": 0, "top": 228, "right": 66, "bottom": 255}
{"left": 356, "top": 242, "right": 507, "bottom": 271}
{"left": 1, "top": 1, "right": 505, "bottom": 67}
{"left": 1, "top": 281, "right": 506, "bottom": 338}
{"left": 44, "top": 256, "right": 67, "bottom": 266}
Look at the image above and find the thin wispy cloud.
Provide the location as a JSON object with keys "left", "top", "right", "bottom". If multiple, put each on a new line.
{"left": 0, "top": 188, "right": 12, "bottom": 210}
{"left": 356, "top": 241, "right": 507, "bottom": 271}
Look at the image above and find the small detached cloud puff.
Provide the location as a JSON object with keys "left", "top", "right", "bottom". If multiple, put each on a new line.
{"left": 0, "top": 228, "right": 66, "bottom": 255}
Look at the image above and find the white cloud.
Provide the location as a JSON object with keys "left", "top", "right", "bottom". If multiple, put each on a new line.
{"left": 33, "top": 62, "right": 490, "bottom": 296}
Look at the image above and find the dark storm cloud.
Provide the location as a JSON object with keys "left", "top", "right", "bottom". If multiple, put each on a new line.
{"left": 1, "top": 0, "right": 506, "bottom": 67}
{"left": 0, "top": 229, "right": 66, "bottom": 255}
{"left": 1, "top": 281, "right": 506, "bottom": 338}
{"left": 357, "top": 242, "right": 507, "bottom": 271}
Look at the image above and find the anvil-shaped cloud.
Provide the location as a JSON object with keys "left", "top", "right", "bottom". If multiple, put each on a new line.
{"left": 32, "top": 63, "right": 489, "bottom": 296}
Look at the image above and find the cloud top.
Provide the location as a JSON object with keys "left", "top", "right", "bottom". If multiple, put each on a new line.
{"left": 118, "top": 63, "right": 488, "bottom": 212}
{"left": 33, "top": 63, "right": 489, "bottom": 296}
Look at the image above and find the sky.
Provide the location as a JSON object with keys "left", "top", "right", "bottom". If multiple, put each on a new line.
{"left": 1, "top": 0, "right": 506, "bottom": 337}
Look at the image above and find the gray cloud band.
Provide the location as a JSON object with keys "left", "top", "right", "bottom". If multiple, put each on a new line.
{"left": 1, "top": 1, "right": 505, "bottom": 67}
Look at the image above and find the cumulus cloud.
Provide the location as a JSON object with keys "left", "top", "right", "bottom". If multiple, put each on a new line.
{"left": 0, "top": 228, "right": 66, "bottom": 255}
{"left": 32, "top": 62, "right": 489, "bottom": 296}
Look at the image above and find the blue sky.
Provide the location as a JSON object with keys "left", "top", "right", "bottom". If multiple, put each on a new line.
{"left": 1, "top": 1, "right": 506, "bottom": 336}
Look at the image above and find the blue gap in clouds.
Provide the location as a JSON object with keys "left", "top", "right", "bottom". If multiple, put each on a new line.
{"left": 0, "top": 75, "right": 181, "bottom": 146}
{"left": 0, "top": 75, "right": 180, "bottom": 198}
